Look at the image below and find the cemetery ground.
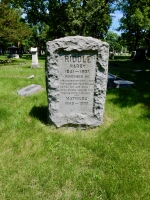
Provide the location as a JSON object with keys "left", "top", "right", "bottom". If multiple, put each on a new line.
{"left": 0, "top": 54, "right": 150, "bottom": 200}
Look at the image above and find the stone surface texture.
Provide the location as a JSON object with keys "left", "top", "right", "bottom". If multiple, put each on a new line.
{"left": 45, "top": 36, "right": 109, "bottom": 127}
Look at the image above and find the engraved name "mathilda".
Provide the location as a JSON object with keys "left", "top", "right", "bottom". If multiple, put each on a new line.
{"left": 66, "top": 97, "right": 87, "bottom": 100}
{"left": 65, "top": 55, "right": 91, "bottom": 63}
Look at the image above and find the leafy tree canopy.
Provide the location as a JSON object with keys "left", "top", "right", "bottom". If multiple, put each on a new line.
{"left": 118, "top": 0, "right": 150, "bottom": 51}
{"left": 10, "top": 0, "right": 117, "bottom": 40}
{"left": 0, "top": 0, "right": 32, "bottom": 42}
{"left": 105, "top": 31, "right": 122, "bottom": 52}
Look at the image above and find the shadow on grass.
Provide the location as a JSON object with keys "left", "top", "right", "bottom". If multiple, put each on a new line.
{"left": 29, "top": 106, "right": 49, "bottom": 125}
{"left": 107, "top": 82, "right": 150, "bottom": 110}
{"left": 107, "top": 89, "right": 146, "bottom": 107}
{"left": 114, "top": 55, "right": 131, "bottom": 60}
{"left": 108, "top": 58, "right": 150, "bottom": 110}
{"left": 107, "top": 88, "right": 150, "bottom": 122}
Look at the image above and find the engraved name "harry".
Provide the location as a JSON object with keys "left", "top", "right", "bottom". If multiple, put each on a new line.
{"left": 65, "top": 55, "right": 91, "bottom": 63}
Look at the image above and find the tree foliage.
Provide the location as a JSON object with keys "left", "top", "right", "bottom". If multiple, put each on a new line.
{"left": 118, "top": 0, "right": 150, "bottom": 51}
{"left": 11, "top": 0, "right": 116, "bottom": 40}
{"left": 0, "top": 0, "right": 118, "bottom": 51}
{"left": 22, "top": 23, "right": 49, "bottom": 54}
{"left": 105, "top": 31, "right": 122, "bottom": 52}
{"left": 0, "top": 1, "right": 31, "bottom": 43}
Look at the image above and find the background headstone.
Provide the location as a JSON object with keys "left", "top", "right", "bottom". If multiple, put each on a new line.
{"left": 107, "top": 73, "right": 122, "bottom": 88}
{"left": 45, "top": 36, "right": 109, "bottom": 128}
{"left": 114, "top": 80, "right": 134, "bottom": 88}
{"left": 133, "top": 48, "right": 147, "bottom": 61}
{"left": 0, "top": 48, "right": 2, "bottom": 55}
{"left": 109, "top": 52, "right": 114, "bottom": 60}
{"left": 131, "top": 51, "right": 136, "bottom": 59}
{"left": 17, "top": 84, "right": 42, "bottom": 96}
{"left": 30, "top": 47, "right": 40, "bottom": 68}
{"left": 107, "top": 73, "right": 134, "bottom": 89}
{"left": 8, "top": 46, "right": 20, "bottom": 58}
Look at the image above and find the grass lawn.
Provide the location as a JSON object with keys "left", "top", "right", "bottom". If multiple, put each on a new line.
{"left": 0, "top": 54, "right": 150, "bottom": 200}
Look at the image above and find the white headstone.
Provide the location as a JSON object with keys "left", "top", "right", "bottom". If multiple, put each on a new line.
{"left": 30, "top": 47, "right": 40, "bottom": 68}
{"left": 131, "top": 51, "right": 136, "bottom": 59}
{"left": 45, "top": 36, "right": 109, "bottom": 128}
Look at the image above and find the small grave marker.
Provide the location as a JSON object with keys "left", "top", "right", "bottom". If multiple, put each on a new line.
{"left": 17, "top": 84, "right": 42, "bottom": 96}
{"left": 107, "top": 73, "right": 122, "bottom": 88}
{"left": 114, "top": 80, "right": 134, "bottom": 88}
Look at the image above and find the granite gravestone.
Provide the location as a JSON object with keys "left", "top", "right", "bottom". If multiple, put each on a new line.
{"left": 30, "top": 47, "right": 40, "bottom": 68}
{"left": 45, "top": 36, "right": 109, "bottom": 128}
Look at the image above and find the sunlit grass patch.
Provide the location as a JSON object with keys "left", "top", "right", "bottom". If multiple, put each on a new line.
{"left": 0, "top": 55, "right": 150, "bottom": 199}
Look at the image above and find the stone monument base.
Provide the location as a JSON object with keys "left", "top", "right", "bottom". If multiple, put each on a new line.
{"left": 31, "top": 64, "right": 40, "bottom": 68}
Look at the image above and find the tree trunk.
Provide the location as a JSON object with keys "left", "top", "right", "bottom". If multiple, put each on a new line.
{"left": 134, "top": 31, "right": 140, "bottom": 50}
{"left": 146, "top": 30, "right": 150, "bottom": 57}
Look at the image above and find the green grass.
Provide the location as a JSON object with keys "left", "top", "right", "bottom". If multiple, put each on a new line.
{"left": 0, "top": 54, "right": 150, "bottom": 199}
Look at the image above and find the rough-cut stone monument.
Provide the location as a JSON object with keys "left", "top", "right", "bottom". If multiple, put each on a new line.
{"left": 45, "top": 36, "right": 109, "bottom": 128}
{"left": 30, "top": 47, "right": 40, "bottom": 68}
